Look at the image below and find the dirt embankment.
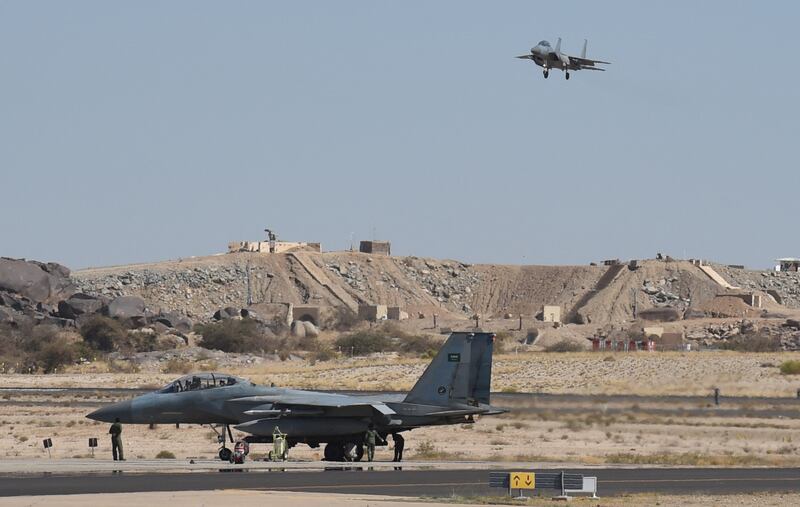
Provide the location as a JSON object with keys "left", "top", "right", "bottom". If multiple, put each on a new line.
{"left": 716, "top": 264, "right": 800, "bottom": 308}
{"left": 73, "top": 254, "right": 763, "bottom": 326}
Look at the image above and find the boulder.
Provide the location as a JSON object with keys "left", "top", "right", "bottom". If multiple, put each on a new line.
{"left": 290, "top": 320, "right": 307, "bottom": 338}
{"left": 107, "top": 295, "right": 146, "bottom": 320}
{"left": 302, "top": 321, "right": 319, "bottom": 338}
{"left": 155, "top": 312, "right": 193, "bottom": 333}
{"left": 0, "top": 292, "right": 25, "bottom": 311}
{"left": 213, "top": 307, "right": 240, "bottom": 321}
{"left": 58, "top": 293, "right": 104, "bottom": 319}
{"left": 0, "top": 258, "right": 74, "bottom": 304}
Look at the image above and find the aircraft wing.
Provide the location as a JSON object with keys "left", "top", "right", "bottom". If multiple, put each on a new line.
{"left": 567, "top": 55, "right": 611, "bottom": 69}
{"left": 228, "top": 393, "right": 396, "bottom": 415}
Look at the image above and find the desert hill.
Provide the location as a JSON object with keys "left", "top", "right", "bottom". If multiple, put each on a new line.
{"left": 72, "top": 251, "right": 787, "bottom": 327}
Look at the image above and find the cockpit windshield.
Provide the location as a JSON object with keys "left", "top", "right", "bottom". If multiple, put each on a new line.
{"left": 158, "top": 373, "right": 246, "bottom": 393}
{"left": 538, "top": 40, "right": 551, "bottom": 47}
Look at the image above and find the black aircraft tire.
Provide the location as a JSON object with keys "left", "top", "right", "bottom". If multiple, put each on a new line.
{"left": 324, "top": 443, "right": 342, "bottom": 461}
{"left": 355, "top": 444, "right": 364, "bottom": 462}
{"left": 219, "top": 447, "right": 232, "bottom": 461}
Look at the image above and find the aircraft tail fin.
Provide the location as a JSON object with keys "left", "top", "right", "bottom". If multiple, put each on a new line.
{"left": 581, "top": 39, "right": 587, "bottom": 59}
{"left": 555, "top": 37, "right": 562, "bottom": 54}
{"left": 404, "top": 332, "right": 495, "bottom": 407}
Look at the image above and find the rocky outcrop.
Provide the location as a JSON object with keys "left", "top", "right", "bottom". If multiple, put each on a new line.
{"left": 683, "top": 319, "right": 800, "bottom": 350}
{"left": 0, "top": 258, "right": 74, "bottom": 304}
{"left": 716, "top": 265, "right": 800, "bottom": 308}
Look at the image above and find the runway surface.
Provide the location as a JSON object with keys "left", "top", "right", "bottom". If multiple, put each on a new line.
{"left": 1, "top": 468, "right": 799, "bottom": 497}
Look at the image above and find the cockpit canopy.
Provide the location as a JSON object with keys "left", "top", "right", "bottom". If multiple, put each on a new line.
{"left": 538, "top": 40, "right": 551, "bottom": 47}
{"left": 158, "top": 373, "right": 248, "bottom": 393}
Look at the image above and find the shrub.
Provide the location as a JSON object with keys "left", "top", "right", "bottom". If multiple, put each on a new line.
{"left": 307, "top": 343, "right": 337, "bottom": 364}
{"left": 335, "top": 330, "right": 391, "bottom": 356}
{"left": 719, "top": 333, "right": 781, "bottom": 352}
{"left": 155, "top": 450, "right": 176, "bottom": 459}
{"left": 106, "top": 359, "right": 140, "bottom": 373}
{"left": 0, "top": 324, "right": 78, "bottom": 373}
{"left": 162, "top": 358, "right": 193, "bottom": 374}
{"left": 545, "top": 340, "right": 584, "bottom": 353}
{"left": 34, "top": 337, "right": 77, "bottom": 373}
{"left": 414, "top": 440, "right": 436, "bottom": 458}
{"left": 396, "top": 333, "right": 438, "bottom": 356}
{"left": 334, "top": 324, "right": 440, "bottom": 357}
{"left": 80, "top": 316, "right": 128, "bottom": 352}
{"left": 121, "top": 331, "right": 158, "bottom": 353}
{"left": 779, "top": 360, "right": 800, "bottom": 375}
{"left": 326, "top": 306, "right": 360, "bottom": 331}
{"left": 195, "top": 319, "right": 271, "bottom": 353}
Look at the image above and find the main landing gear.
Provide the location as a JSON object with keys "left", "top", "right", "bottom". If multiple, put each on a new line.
{"left": 324, "top": 441, "right": 364, "bottom": 462}
{"left": 543, "top": 68, "right": 549, "bottom": 79}
{"left": 565, "top": 71, "right": 570, "bottom": 80}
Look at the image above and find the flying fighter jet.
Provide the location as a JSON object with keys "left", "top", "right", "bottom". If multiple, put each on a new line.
{"left": 88, "top": 331, "right": 505, "bottom": 462}
{"left": 516, "top": 38, "right": 610, "bottom": 79}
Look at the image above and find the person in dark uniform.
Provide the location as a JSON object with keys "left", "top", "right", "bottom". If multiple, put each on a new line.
{"left": 392, "top": 433, "right": 404, "bottom": 462}
{"left": 109, "top": 417, "right": 124, "bottom": 461}
{"left": 364, "top": 424, "right": 383, "bottom": 462}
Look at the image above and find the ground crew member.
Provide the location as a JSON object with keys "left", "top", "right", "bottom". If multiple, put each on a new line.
{"left": 714, "top": 387, "right": 720, "bottom": 406}
{"left": 109, "top": 417, "right": 124, "bottom": 461}
{"left": 364, "top": 424, "right": 383, "bottom": 462}
{"left": 392, "top": 433, "right": 404, "bottom": 462}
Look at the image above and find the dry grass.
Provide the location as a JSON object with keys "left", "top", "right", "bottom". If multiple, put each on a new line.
{"left": 603, "top": 452, "right": 793, "bottom": 467}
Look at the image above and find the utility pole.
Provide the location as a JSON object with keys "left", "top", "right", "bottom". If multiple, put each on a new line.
{"left": 246, "top": 261, "right": 253, "bottom": 306}
{"left": 631, "top": 287, "right": 638, "bottom": 319}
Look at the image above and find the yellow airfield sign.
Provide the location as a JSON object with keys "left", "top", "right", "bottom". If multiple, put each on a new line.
{"left": 510, "top": 472, "right": 535, "bottom": 490}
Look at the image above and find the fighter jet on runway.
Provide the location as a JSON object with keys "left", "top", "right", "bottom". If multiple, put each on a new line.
{"left": 516, "top": 38, "right": 610, "bottom": 79}
{"left": 88, "top": 332, "right": 505, "bottom": 462}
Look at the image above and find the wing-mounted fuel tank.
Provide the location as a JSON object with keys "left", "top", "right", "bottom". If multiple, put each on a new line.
{"left": 235, "top": 417, "right": 369, "bottom": 437}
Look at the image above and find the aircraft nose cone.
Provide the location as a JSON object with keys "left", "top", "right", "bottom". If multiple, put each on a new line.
{"left": 87, "top": 399, "right": 133, "bottom": 423}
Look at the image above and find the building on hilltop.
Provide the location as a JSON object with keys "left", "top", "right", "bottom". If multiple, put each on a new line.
{"left": 776, "top": 258, "right": 800, "bottom": 272}
{"left": 359, "top": 240, "right": 391, "bottom": 255}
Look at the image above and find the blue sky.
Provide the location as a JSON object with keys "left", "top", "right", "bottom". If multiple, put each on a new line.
{"left": 1, "top": 1, "right": 798, "bottom": 269}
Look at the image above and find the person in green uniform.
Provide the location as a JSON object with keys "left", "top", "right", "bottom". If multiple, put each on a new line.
{"left": 364, "top": 424, "right": 383, "bottom": 462}
{"left": 109, "top": 417, "right": 124, "bottom": 461}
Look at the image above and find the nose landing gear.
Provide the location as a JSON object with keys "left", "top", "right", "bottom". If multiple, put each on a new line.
{"left": 543, "top": 68, "right": 549, "bottom": 79}
{"left": 565, "top": 71, "right": 570, "bottom": 80}
{"left": 212, "top": 424, "right": 235, "bottom": 461}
